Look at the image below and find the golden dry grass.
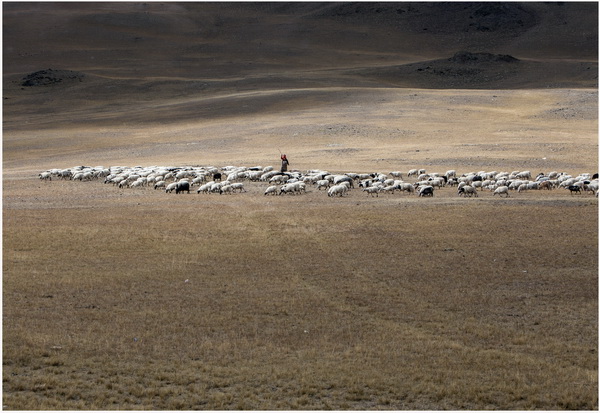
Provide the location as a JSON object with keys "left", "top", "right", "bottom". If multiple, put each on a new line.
{"left": 3, "top": 177, "right": 598, "bottom": 410}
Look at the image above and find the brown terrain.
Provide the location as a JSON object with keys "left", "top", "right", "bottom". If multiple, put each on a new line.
{"left": 3, "top": 2, "right": 598, "bottom": 410}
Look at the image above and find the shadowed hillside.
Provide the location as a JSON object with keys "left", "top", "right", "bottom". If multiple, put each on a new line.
{"left": 3, "top": 2, "right": 598, "bottom": 133}
{"left": 3, "top": 2, "right": 598, "bottom": 85}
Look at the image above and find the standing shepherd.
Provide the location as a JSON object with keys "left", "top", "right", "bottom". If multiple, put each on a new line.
{"left": 280, "top": 154, "right": 290, "bottom": 173}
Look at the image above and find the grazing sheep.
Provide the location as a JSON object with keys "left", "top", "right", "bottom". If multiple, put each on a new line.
{"left": 418, "top": 185, "right": 434, "bottom": 197}
{"left": 191, "top": 176, "right": 205, "bottom": 186}
{"left": 429, "top": 178, "right": 445, "bottom": 189}
{"left": 518, "top": 182, "right": 539, "bottom": 192}
{"left": 327, "top": 184, "right": 347, "bottom": 197}
{"left": 516, "top": 171, "right": 531, "bottom": 180}
{"left": 165, "top": 182, "right": 178, "bottom": 193}
{"left": 175, "top": 181, "right": 190, "bottom": 194}
{"left": 458, "top": 185, "right": 478, "bottom": 197}
{"left": 269, "top": 174, "right": 288, "bottom": 184}
{"left": 247, "top": 171, "right": 263, "bottom": 181}
{"left": 359, "top": 179, "right": 373, "bottom": 188}
{"left": 219, "top": 184, "right": 233, "bottom": 195}
{"left": 568, "top": 185, "right": 582, "bottom": 195}
{"left": 333, "top": 175, "right": 354, "bottom": 188}
{"left": 39, "top": 172, "right": 52, "bottom": 181}
{"left": 264, "top": 185, "right": 278, "bottom": 196}
{"left": 362, "top": 186, "right": 380, "bottom": 197}
{"left": 58, "top": 169, "right": 72, "bottom": 180}
{"left": 471, "top": 180, "right": 483, "bottom": 190}
{"left": 493, "top": 186, "right": 510, "bottom": 197}
{"left": 209, "top": 182, "right": 224, "bottom": 193}
{"left": 196, "top": 181, "right": 213, "bottom": 194}
{"left": 316, "top": 179, "right": 330, "bottom": 190}
{"left": 279, "top": 182, "right": 299, "bottom": 195}
{"left": 129, "top": 180, "right": 144, "bottom": 188}
{"left": 584, "top": 181, "right": 598, "bottom": 195}
{"left": 230, "top": 182, "right": 246, "bottom": 193}
{"left": 399, "top": 183, "right": 415, "bottom": 194}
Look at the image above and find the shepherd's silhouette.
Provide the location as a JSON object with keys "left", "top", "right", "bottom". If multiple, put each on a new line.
{"left": 280, "top": 154, "right": 289, "bottom": 173}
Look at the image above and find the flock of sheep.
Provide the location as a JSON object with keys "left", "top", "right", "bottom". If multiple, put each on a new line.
{"left": 38, "top": 164, "right": 599, "bottom": 199}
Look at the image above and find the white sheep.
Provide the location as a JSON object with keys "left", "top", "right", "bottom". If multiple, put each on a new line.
{"left": 327, "top": 184, "right": 347, "bottom": 197}
{"left": 399, "top": 183, "right": 415, "bottom": 194}
{"left": 279, "top": 183, "right": 297, "bottom": 195}
{"left": 260, "top": 171, "right": 278, "bottom": 181}
{"left": 315, "top": 179, "right": 330, "bottom": 190}
{"left": 458, "top": 185, "right": 478, "bottom": 197}
{"left": 219, "top": 184, "right": 233, "bottom": 195}
{"left": 247, "top": 171, "right": 263, "bottom": 181}
{"left": 209, "top": 182, "right": 223, "bottom": 193}
{"left": 362, "top": 186, "right": 380, "bottom": 197}
{"left": 380, "top": 185, "right": 397, "bottom": 194}
{"left": 129, "top": 180, "right": 144, "bottom": 188}
{"left": 197, "top": 181, "right": 214, "bottom": 194}
{"left": 493, "top": 186, "right": 510, "bottom": 197}
{"left": 429, "top": 178, "right": 444, "bottom": 188}
{"left": 230, "top": 182, "right": 246, "bottom": 193}
{"left": 269, "top": 174, "right": 288, "bottom": 184}
{"left": 333, "top": 175, "right": 354, "bottom": 188}
{"left": 264, "top": 185, "right": 278, "bottom": 196}
{"left": 517, "top": 182, "right": 536, "bottom": 192}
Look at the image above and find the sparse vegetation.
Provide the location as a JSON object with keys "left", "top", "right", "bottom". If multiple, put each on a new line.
{"left": 3, "top": 183, "right": 598, "bottom": 409}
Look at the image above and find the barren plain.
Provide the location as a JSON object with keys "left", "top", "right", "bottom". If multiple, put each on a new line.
{"left": 3, "top": 2, "right": 599, "bottom": 410}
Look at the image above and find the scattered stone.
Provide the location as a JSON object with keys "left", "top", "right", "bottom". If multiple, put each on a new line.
{"left": 21, "top": 69, "right": 85, "bottom": 87}
{"left": 449, "top": 51, "right": 519, "bottom": 64}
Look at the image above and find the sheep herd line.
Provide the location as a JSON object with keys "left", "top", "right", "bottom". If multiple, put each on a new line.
{"left": 38, "top": 164, "right": 599, "bottom": 199}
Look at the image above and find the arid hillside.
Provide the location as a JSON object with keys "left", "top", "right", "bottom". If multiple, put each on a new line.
{"left": 3, "top": 2, "right": 598, "bottom": 172}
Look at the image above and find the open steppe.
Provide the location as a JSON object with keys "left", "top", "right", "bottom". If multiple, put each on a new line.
{"left": 3, "top": 2, "right": 598, "bottom": 410}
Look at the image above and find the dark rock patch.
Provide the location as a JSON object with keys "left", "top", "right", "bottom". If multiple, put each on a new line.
{"left": 21, "top": 69, "right": 85, "bottom": 87}
{"left": 449, "top": 51, "right": 520, "bottom": 64}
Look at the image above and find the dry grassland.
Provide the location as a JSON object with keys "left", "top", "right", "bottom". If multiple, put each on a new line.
{"left": 3, "top": 161, "right": 598, "bottom": 410}
{"left": 3, "top": 2, "right": 598, "bottom": 410}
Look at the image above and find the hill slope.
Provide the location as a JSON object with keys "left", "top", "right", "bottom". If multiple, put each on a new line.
{"left": 3, "top": 2, "right": 597, "bottom": 86}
